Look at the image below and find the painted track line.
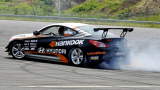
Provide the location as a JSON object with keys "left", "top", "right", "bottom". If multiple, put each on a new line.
{"left": 20, "top": 85, "right": 160, "bottom": 88}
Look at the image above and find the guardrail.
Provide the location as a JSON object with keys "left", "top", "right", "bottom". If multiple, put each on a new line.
{"left": 0, "top": 14, "right": 160, "bottom": 24}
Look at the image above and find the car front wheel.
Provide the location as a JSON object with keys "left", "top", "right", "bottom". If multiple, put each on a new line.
{"left": 10, "top": 41, "right": 25, "bottom": 59}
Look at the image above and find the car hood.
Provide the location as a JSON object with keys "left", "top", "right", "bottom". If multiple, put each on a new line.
{"left": 9, "top": 33, "right": 34, "bottom": 41}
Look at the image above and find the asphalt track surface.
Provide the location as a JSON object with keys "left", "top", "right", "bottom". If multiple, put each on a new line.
{"left": 0, "top": 20, "right": 160, "bottom": 90}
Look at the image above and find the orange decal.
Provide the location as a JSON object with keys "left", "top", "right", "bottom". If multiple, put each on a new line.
{"left": 49, "top": 41, "right": 56, "bottom": 47}
{"left": 25, "top": 51, "right": 68, "bottom": 63}
{"left": 57, "top": 54, "right": 68, "bottom": 63}
{"left": 87, "top": 52, "right": 106, "bottom": 55}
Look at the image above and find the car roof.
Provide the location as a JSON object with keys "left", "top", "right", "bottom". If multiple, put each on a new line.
{"left": 48, "top": 23, "right": 89, "bottom": 28}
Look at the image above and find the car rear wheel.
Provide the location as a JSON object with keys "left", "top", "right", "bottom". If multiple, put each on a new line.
{"left": 10, "top": 42, "right": 25, "bottom": 59}
{"left": 69, "top": 48, "right": 84, "bottom": 66}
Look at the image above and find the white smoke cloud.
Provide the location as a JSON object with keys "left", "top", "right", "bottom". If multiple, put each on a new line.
{"left": 98, "top": 27, "right": 160, "bottom": 72}
{"left": 120, "top": 41, "right": 160, "bottom": 72}
{"left": 99, "top": 40, "right": 160, "bottom": 72}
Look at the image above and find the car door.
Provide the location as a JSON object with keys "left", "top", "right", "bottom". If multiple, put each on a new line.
{"left": 37, "top": 25, "right": 62, "bottom": 52}
{"left": 37, "top": 25, "right": 79, "bottom": 50}
{"left": 24, "top": 25, "right": 62, "bottom": 61}
{"left": 37, "top": 25, "right": 79, "bottom": 62}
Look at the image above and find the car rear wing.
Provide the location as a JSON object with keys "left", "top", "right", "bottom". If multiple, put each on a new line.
{"left": 94, "top": 28, "right": 133, "bottom": 38}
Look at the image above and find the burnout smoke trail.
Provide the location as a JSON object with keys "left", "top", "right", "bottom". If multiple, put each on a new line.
{"left": 99, "top": 28, "right": 160, "bottom": 72}
{"left": 121, "top": 41, "right": 160, "bottom": 72}
{"left": 99, "top": 40, "right": 160, "bottom": 72}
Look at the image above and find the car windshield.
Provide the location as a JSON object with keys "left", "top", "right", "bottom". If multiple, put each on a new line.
{"left": 78, "top": 25, "right": 117, "bottom": 37}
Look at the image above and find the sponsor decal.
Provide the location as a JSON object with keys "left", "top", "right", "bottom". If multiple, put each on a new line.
{"left": 37, "top": 47, "right": 66, "bottom": 54}
{"left": 38, "top": 47, "right": 45, "bottom": 53}
{"left": 25, "top": 40, "right": 38, "bottom": 43}
{"left": 49, "top": 41, "right": 56, "bottom": 47}
{"left": 49, "top": 40, "right": 84, "bottom": 47}
{"left": 46, "top": 49, "right": 66, "bottom": 54}
{"left": 24, "top": 39, "right": 38, "bottom": 50}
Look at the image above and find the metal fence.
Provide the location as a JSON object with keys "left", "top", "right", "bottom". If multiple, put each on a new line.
{"left": 0, "top": 14, "right": 160, "bottom": 24}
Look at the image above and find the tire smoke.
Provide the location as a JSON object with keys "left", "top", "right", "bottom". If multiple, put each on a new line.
{"left": 120, "top": 41, "right": 160, "bottom": 72}
{"left": 99, "top": 40, "right": 160, "bottom": 72}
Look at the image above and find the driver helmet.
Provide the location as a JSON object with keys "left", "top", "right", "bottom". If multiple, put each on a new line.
{"left": 63, "top": 29, "right": 74, "bottom": 36}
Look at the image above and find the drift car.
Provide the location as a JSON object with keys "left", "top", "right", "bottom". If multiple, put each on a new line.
{"left": 5, "top": 23, "right": 133, "bottom": 66}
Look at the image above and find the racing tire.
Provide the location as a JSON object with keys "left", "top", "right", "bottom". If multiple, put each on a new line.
{"left": 9, "top": 41, "right": 25, "bottom": 59}
{"left": 68, "top": 48, "right": 85, "bottom": 66}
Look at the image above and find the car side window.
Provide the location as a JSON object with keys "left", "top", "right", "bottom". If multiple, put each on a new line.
{"left": 40, "top": 26, "right": 78, "bottom": 37}
{"left": 41, "top": 26, "right": 60, "bottom": 36}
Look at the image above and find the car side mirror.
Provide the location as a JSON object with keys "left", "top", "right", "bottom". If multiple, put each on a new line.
{"left": 33, "top": 31, "right": 40, "bottom": 36}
